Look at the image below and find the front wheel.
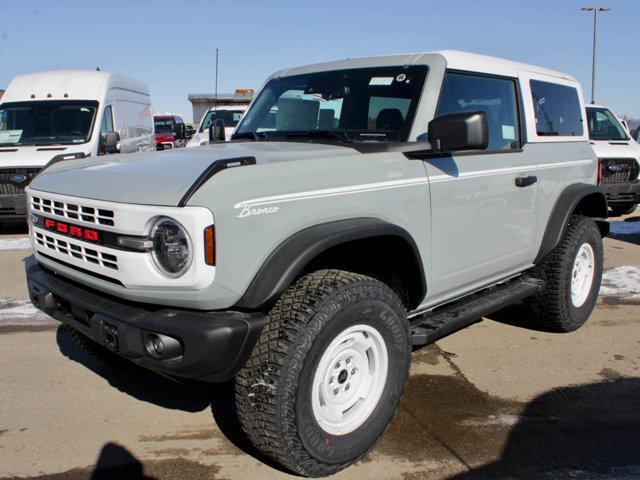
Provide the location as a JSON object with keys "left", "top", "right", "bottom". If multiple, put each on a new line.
{"left": 235, "top": 270, "right": 411, "bottom": 477}
{"left": 527, "top": 215, "right": 604, "bottom": 332}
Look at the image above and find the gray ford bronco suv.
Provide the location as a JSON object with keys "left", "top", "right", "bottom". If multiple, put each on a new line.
{"left": 25, "top": 51, "right": 608, "bottom": 476}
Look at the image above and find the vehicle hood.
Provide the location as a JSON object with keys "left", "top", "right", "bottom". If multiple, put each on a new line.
{"left": 0, "top": 145, "right": 92, "bottom": 169}
{"left": 28, "top": 141, "right": 360, "bottom": 206}
{"left": 590, "top": 140, "right": 640, "bottom": 162}
{"left": 186, "top": 127, "right": 236, "bottom": 146}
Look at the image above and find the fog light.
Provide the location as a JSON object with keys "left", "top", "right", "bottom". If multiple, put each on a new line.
{"left": 145, "top": 333, "right": 183, "bottom": 360}
{"left": 152, "top": 335, "right": 164, "bottom": 355}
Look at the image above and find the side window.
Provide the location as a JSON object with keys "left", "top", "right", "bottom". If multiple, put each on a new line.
{"left": 530, "top": 80, "right": 583, "bottom": 137}
{"left": 436, "top": 73, "right": 521, "bottom": 150}
{"left": 99, "top": 106, "right": 114, "bottom": 154}
{"left": 100, "top": 106, "right": 114, "bottom": 135}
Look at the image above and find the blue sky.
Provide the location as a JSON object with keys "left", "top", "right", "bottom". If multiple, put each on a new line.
{"left": 0, "top": 0, "right": 637, "bottom": 123}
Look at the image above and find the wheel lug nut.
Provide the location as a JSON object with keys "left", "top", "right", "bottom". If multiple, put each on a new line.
{"left": 351, "top": 368, "right": 356, "bottom": 375}
{"left": 345, "top": 357, "right": 351, "bottom": 364}
{"left": 345, "top": 384, "right": 350, "bottom": 391}
{"left": 335, "top": 363, "right": 340, "bottom": 369}
{"left": 329, "top": 377, "right": 334, "bottom": 384}
{"left": 333, "top": 388, "right": 339, "bottom": 395}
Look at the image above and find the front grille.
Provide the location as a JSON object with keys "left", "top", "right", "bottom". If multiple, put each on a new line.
{"left": 0, "top": 168, "right": 41, "bottom": 194}
{"left": 0, "top": 207, "right": 16, "bottom": 216}
{"left": 600, "top": 158, "right": 639, "bottom": 183}
{"left": 35, "top": 231, "right": 118, "bottom": 270}
{"left": 31, "top": 196, "right": 115, "bottom": 226}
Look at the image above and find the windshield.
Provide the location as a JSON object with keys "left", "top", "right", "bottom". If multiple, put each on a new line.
{"left": 154, "top": 118, "right": 175, "bottom": 133}
{"left": 586, "top": 107, "right": 628, "bottom": 141}
{"left": 0, "top": 100, "right": 98, "bottom": 147}
{"left": 234, "top": 66, "right": 428, "bottom": 142}
{"left": 199, "top": 109, "right": 245, "bottom": 132}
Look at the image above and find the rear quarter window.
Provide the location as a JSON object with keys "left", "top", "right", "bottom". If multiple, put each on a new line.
{"left": 530, "top": 80, "right": 583, "bottom": 137}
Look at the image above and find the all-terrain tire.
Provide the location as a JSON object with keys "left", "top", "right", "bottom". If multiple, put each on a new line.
{"left": 235, "top": 269, "right": 411, "bottom": 477}
{"left": 527, "top": 215, "right": 603, "bottom": 332}
{"left": 609, "top": 203, "right": 637, "bottom": 217}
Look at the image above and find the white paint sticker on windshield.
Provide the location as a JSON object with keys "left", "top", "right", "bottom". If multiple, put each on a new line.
{"left": 369, "top": 77, "right": 394, "bottom": 86}
{"left": 502, "top": 125, "right": 516, "bottom": 140}
{"left": 0, "top": 130, "right": 23, "bottom": 144}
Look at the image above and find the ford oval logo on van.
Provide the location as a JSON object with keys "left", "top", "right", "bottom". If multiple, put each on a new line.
{"left": 9, "top": 174, "right": 28, "bottom": 184}
{"left": 607, "top": 164, "right": 624, "bottom": 173}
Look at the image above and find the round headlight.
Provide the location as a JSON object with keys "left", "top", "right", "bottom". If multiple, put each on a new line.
{"left": 150, "top": 217, "right": 192, "bottom": 277}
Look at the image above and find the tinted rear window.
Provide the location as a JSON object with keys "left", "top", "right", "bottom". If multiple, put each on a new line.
{"left": 530, "top": 80, "right": 583, "bottom": 137}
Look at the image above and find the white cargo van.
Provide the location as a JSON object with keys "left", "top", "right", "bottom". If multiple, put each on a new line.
{"left": 585, "top": 104, "right": 640, "bottom": 216}
{"left": 0, "top": 70, "right": 154, "bottom": 224}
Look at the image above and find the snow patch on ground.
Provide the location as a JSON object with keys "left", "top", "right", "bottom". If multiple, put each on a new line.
{"left": 461, "top": 413, "right": 520, "bottom": 427}
{"left": 609, "top": 220, "right": 640, "bottom": 236}
{"left": 600, "top": 266, "right": 640, "bottom": 298}
{"left": 0, "top": 299, "right": 57, "bottom": 326}
{"left": 0, "top": 237, "right": 32, "bottom": 251}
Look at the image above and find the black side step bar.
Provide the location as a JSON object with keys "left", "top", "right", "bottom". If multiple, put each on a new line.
{"left": 410, "top": 276, "right": 545, "bottom": 346}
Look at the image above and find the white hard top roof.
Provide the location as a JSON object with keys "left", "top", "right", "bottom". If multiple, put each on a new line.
{"left": 274, "top": 50, "right": 576, "bottom": 82}
{"left": 1, "top": 70, "right": 149, "bottom": 103}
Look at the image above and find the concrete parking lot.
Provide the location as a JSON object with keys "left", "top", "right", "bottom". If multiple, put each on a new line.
{"left": 0, "top": 215, "right": 639, "bottom": 480}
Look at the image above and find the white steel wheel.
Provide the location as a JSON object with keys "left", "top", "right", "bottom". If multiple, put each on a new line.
{"left": 570, "top": 242, "right": 595, "bottom": 308}
{"left": 311, "top": 324, "right": 388, "bottom": 436}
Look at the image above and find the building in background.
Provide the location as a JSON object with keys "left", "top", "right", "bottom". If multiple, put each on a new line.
{"left": 187, "top": 90, "right": 254, "bottom": 126}
{"left": 0, "top": 89, "right": 5, "bottom": 100}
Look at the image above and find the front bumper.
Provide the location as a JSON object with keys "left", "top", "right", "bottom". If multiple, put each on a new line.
{"left": 0, "top": 193, "right": 28, "bottom": 222}
{"left": 25, "top": 256, "right": 266, "bottom": 383}
{"left": 601, "top": 181, "right": 640, "bottom": 205}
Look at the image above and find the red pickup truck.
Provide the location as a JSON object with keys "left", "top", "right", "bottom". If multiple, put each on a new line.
{"left": 153, "top": 115, "right": 187, "bottom": 150}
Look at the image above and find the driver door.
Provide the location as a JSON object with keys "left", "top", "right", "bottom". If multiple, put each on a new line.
{"left": 424, "top": 72, "right": 539, "bottom": 301}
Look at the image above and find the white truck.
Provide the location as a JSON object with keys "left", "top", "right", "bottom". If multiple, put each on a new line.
{"left": 0, "top": 70, "right": 154, "bottom": 225}
{"left": 586, "top": 104, "right": 640, "bottom": 216}
{"left": 186, "top": 104, "right": 249, "bottom": 146}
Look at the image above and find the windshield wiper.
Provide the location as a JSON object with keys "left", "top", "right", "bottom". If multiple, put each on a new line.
{"left": 284, "top": 130, "right": 351, "bottom": 142}
{"left": 231, "top": 131, "right": 269, "bottom": 141}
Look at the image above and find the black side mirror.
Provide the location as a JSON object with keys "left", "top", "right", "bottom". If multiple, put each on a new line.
{"left": 105, "top": 131, "right": 120, "bottom": 154}
{"left": 175, "top": 123, "right": 186, "bottom": 140}
{"left": 631, "top": 129, "right": 638, "bottom": 141}
{"left": 428, "top": 111, "right": 488, "bottom": 152}
{"left": 209, "top": 119, "right": 226, "bottom": 142}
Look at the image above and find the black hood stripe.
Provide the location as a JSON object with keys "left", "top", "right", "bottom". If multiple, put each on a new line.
{"left": 178, "top": 156, "right": 257, "bottom": 207}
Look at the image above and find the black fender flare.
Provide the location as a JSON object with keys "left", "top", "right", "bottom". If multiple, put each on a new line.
{"left": 234, "top": 217, "right": 427, "bottom": 310}
{"left": 534, "top": 183, "right": 608, "bottom": 263}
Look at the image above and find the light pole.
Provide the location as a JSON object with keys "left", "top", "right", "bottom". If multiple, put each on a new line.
{"left": 582, "top": 6, "right": 611, "bottom": 104}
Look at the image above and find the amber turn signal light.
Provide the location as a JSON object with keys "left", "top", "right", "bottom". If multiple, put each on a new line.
{"left": 204, "top": 226, "right": 215, "bottom": 266}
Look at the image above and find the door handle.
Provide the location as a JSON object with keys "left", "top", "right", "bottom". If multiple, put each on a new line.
{"left": 515, "top": 175, "right": 537, "bottom": 187}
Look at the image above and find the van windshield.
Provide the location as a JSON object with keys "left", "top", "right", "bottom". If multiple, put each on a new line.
{"left": 233, "top": 66, "right": 428, "bottom": 143}
{"left": 199, "top": 109, "right": 245, "bottom": 132}
{"left": 0, "top": 100, "right": 98, "bottom": 147}
{"left": 586, "top": 107, "right": 629, "bottom": 141}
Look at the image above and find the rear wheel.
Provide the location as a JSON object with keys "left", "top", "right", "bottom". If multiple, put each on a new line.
{"left": 609, "top": 203, "right": 637, "bottom": 217}
{"left": 527, "top": 215, "right": 603, "bottom": 332}
{"left": 235, "top": 269, "right": 411, "bottom": 477}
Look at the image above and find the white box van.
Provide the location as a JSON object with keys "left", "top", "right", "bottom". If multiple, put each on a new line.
{"left": 586, "top": 104, "right": 640, "bottom": 216}
{"left": 0, "top": 70, "right": 154, "bottom": 224}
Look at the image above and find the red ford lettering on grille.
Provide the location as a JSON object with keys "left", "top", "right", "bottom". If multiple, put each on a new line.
{"left": 42, "top": 218, "right": 100, "bottom": 242}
